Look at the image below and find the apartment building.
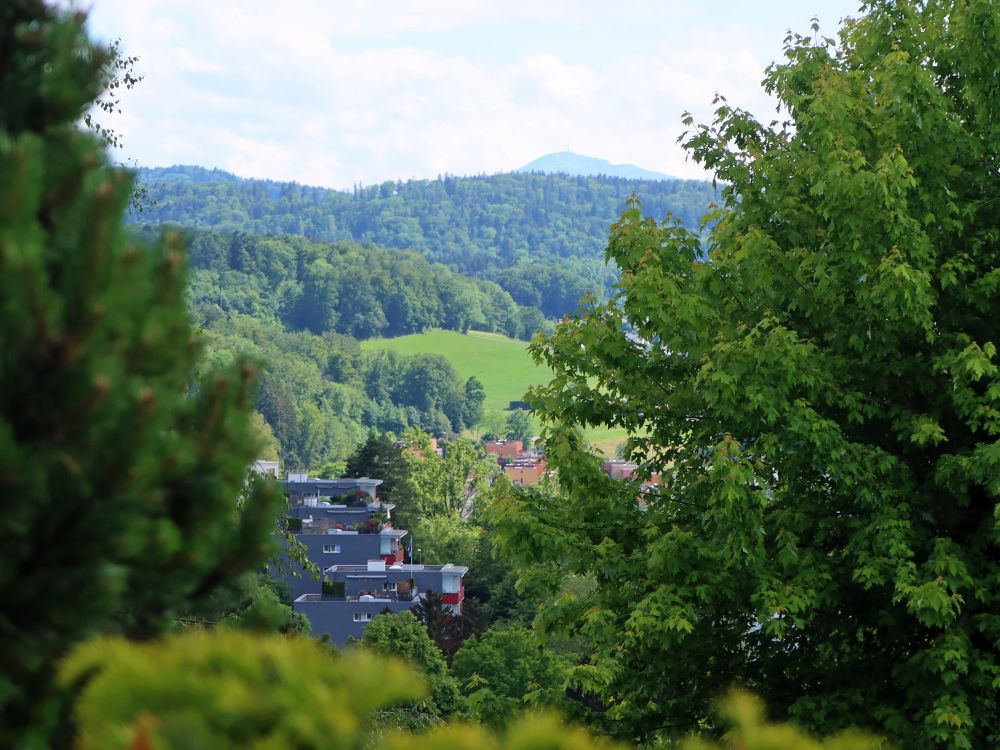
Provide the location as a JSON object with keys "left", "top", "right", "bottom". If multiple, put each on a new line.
{"left": 275, "top": 473, "right": 468, "bottom": 644}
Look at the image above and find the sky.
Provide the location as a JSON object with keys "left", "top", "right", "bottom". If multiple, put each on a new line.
{"left": 78, "top": 0, "right": 863, "bottom": 190}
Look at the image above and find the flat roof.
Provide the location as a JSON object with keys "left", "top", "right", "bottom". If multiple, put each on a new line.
{"left": 282, "top": 477, "right": 383, "bottom": 489}
{"left": 324, "top": 563, "right": 469, "bottom": 575}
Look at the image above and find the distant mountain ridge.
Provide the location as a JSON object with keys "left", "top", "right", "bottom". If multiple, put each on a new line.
{"left": 516, "top": 151, "right": 671, "bottom": 181}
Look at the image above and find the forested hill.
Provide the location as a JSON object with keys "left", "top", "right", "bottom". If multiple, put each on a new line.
{"left": 134, "top": 166, "right": 717, "bottom": 276}
{"left": 168, "top": 229, "right": 546, "bottom": 341}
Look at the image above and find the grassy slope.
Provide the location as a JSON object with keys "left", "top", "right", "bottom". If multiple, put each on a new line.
{"left": 361, "top": 330, "right": 543, "bottom": 413}
{"left": 360, "top": 329, "right": 628, "bottom": 455}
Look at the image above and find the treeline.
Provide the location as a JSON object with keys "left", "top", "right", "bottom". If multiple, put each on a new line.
{"left": 199, "top": 316, "right": 484, "bottom": 470}
{"left": 133, "top": 166, "right": 717, "bottom": 318}
{"left": 138, "top": 228, "right": 548, "bottom": 341}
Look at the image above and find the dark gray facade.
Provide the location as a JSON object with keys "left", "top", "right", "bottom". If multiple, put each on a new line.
{"left": 283, "top": 476, "right": 382, "bottom": 506}
{"left": 275, "top": 474, "right": 467, "bottom": 645}
{"left": 277, "top": 530, "right": 408, "bottom": 599}
{"left": 293, "top": 563, "right": 469, "bottom": 644}
{"left": 293, "top": 597, "right": 414, "bottom": 644}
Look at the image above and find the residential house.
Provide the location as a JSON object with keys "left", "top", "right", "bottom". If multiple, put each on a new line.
{"left": 503, "top": 457, "right": 547, "bottom": 485}
{"left": 275, "top": 473, "right": 468, "bottom": 644}
{"left": 485, "top": 439, "right": 524, "bottom": 459}
{"left": 294, "top": 560, "right": 468, "bottom": 643}
{"left": 602, "top": 459, "right": 637, "bottom": 480}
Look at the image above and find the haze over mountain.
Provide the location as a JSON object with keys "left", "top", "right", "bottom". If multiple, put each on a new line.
{"left": 516, "top": 152, "right": 672, "bottom": 181}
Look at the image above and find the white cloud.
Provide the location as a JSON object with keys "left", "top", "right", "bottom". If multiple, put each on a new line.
{"left": 79, "top": 0, "right": 861, "bottom": 188}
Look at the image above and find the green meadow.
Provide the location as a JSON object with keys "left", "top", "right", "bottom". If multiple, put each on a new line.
{"left": 361, "top": 329, "right": 543, "bottom": 413}
{"left": 361, "top": 329, "right": 628, "bottom": 455}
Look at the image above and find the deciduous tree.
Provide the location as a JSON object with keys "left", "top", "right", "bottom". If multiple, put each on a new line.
{"left": 402, "top": 430, "right": 498, "bottom": 518}
{"left": 493, "top": 2, "right": 1000, "bottom": 747}
{"left": 463, "top": 376, "right": 487, "bottom": 427}
{"left": 504, "top": 409, "right": 533, "bottom": 444}
{"left": 359, "top": 611, "right": 463, "bottom": 718}
{"left": 451, "top": 625, "right": 572, "bottom": 729}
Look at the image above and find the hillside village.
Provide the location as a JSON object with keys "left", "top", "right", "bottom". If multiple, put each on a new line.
{"left": 258, "top": 436, "right": 659, "bottom": 643}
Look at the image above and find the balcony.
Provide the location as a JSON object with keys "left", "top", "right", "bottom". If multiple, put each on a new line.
{"left": 320, "top": 577, "right": 417, "bottom": 602}
{"left": 302, "top": 590, "right": 417, "bottom": 603}
{"left": 289, "top": 517, "right": 388, "bottom": 535}
{"left": 380, "top": 547, "right": 405, "bottom": 565}
{"left": 441, "top": 583, "right": 464, "bottom": 605}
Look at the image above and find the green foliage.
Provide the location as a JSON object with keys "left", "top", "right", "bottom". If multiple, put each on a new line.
{"left": 82, "top": 38, "right": 142, "bottom": 153}
{"left": 496, "top": 261, "right": 597, "bottom": 320}
{"left": 61, "top": 626, "right": 882, "bottom": 750}
{"left": 412, "top": 513, "right": 482, "bottom": 567}
{"left": 197, "top": 317, "right": 483, "bottom": 470}
{"left": 463, "top": 376, "right": 486, "bottom": 427}
{"left": 681, "top": 692, "right": 884, "bottom": 750}
{"left": 388, "top": 353, "right": 471, "bottom": 431}
{"left": 402, "top": 430, "right": 499, "bottom": 518}
{"left": 504, "top": 410, "right": 534, "bottom": 444}
{"left": 462, "top": 484, "right": 552, "bottom": 627}
{"left": 174, "top": 573, "right": 310, "bottom": 635}
{"left": 61, "top": 630, "right": 424, "bottom": 749}
{"left": 133, "top": 165, "right": 718, "bottom": 319}
{"left": 0, "top": 4, "right": 282, "bottom": 744}
{"left": 249, "top": 411, "right": 281, "bottom": 461}
{"left": 80, "top": 37, "right": 152, "bottom": 214}
{"left": 345, "top": 430, "right": 403, "bottom": 480}
{"left": 149, "top": 226, "right": 544, "bottom": 340}
{"left": 361, "top": 329, "right": 550, "bottom": 418}
{"left": 451, "top": 625, "right": 572, "bottom": 729}
{"left": 381, "top": 711, "right": 626, "bottom": 750}
{"left": 359, "top": 611, "right": 464, "bottom": 718}
{"left": 64, "top": 627, "right": 631, "bottom": 750}
{"left": 493, "top": 2, "right": 1000, "bottom": 747}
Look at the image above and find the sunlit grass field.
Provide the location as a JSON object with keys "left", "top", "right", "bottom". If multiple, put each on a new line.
{"left": 360, "top": 329, "right": 630, "bottom": 453}
{"left": 361, "top": 329, "right": 543, "bottom": 413}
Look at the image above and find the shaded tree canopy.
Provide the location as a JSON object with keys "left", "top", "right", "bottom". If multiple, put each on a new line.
{"left": 451, "top": 624, "right": 571, "bottom": 729}
{"left": 359, "top": 611, "right": 464, "bottom": 718}
{"left": 155, "top": 228, "right": 545, "bottom": 341}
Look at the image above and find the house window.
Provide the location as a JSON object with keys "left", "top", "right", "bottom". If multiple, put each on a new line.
{"left": 323, "top": 544, "right": 341, "bottom": 554}
{"left": 353, "top": 612, "right": 373, "bottom": 622}
{"left": 383, "top": 582, "right": 397, "bottom": 592}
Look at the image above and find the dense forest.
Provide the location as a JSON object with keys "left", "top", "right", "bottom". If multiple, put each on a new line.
{"left": 133, "top": 166, "right": 718, "bottom": 318}
{"left": 196, "top": 315, "right": 488, "bottom": 471}
{"left": 122, "top": 171, "right": 718, "bottom": 470}
{"left": 125, "top": 227, "right": 541, "bottom": 469}
{"left": 134, "top": 166, "right": 715, "bottom": 267}
{"left": 149, "top": 229, "right": 547, "bottom": 340}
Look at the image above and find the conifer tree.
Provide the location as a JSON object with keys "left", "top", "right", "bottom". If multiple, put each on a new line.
{"left": 0, "top": 2, "right": 282, "bottom": 745}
